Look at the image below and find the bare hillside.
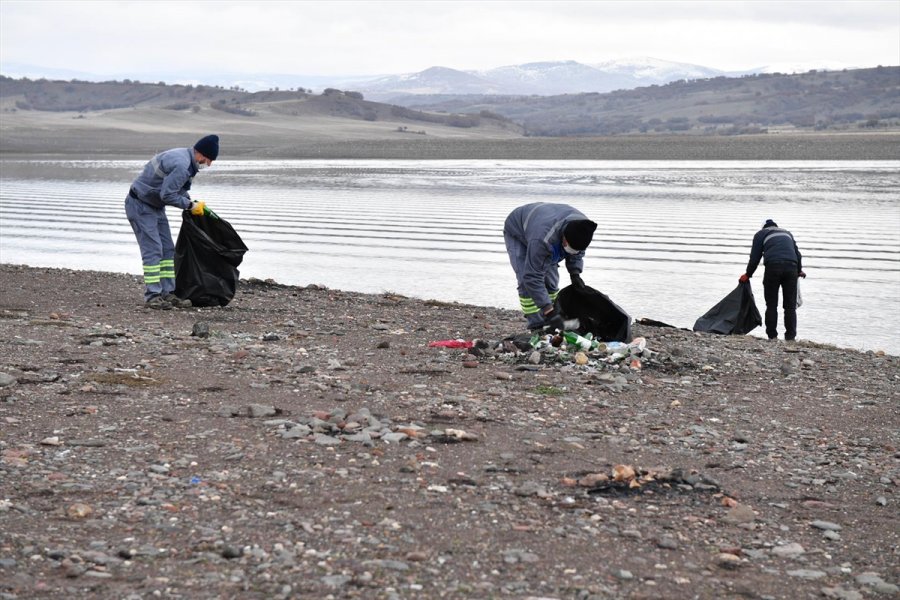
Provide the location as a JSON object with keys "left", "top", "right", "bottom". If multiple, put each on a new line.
{"left": 1, "top": 73, "right": 899, "bottom": 159}
{"left": 396, "top": 67, "right": 900, "bottom": 136}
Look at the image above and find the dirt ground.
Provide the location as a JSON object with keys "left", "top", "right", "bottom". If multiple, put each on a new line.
{"left": 0, "top": 264, "right": 898, "bottom": 600}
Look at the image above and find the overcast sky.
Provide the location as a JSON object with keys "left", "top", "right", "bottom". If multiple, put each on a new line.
{"left": 1, "top": 0, "right": 898, "bottom": 80}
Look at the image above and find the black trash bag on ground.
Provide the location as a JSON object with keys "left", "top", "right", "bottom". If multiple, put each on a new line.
{"left": 557, "top": 284, "right": 633, "bottom": 342}
{"left": 175, "top": 211, "right": 248, "bottom": 307}
{"left": 693, "top": 281, "right": 761, "bottom": 335}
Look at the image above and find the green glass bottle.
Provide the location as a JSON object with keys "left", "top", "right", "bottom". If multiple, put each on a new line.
{"left": 563, "top": 331, "right": 593, "bottom": 351}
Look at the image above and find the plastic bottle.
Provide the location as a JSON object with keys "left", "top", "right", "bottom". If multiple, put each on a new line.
{"left": 628, "top": 337, "right": 647, "bottom": 354}
{"left": 605, "top": 341, "right": 628, "bottom": 354}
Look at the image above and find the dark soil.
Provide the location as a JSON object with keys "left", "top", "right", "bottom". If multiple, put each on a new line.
{"left": 0, "top": 264, "right": 897, "bottom": 599}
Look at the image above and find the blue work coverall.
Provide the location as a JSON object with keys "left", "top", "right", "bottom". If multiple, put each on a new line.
{"left": 746, "top": 224, "right": 804, "bottom": 340}
{"left": 125, "top": 148, "right": 198, "bottom": 301}
{"left": 503, "top": 203, "right": 588, "bottom": 329}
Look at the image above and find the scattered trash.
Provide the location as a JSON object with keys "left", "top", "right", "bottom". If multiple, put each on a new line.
{"left": 568, "top": 466, "right": 723, "bottom": 497}
{"left": 519, "top": 331, "right": 652, "bottom": 371}
{"left": 428, "top": 339, "right": 474, "bottom": 349}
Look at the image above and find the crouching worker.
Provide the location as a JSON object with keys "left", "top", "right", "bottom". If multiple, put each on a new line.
{"left": 503, "top": 202, "right": 597, "bottom": 332}
{"left": 125, "top": 135, "right": 219, "bottom": 309}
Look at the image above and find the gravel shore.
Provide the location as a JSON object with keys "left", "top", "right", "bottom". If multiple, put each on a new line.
{"left": 0, "top": 264, "right": 897, "bottom": 599}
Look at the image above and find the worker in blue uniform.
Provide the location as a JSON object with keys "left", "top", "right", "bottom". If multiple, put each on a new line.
{"left": 740, "top": 219, "right": 806, "bottom": 340}
{"left": 503, "top": 203, "right": 597, "bottom": 331}
{"left": 125, "top": 135, "right": 218, "bottom": 309}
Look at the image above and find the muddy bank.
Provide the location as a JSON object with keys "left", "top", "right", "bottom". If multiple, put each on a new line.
{"left": 0, "top": 264, "right": 897, "bottom": 599}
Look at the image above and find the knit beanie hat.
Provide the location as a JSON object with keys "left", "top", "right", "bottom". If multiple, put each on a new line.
{"left": 194, "top": 134, "right": 219, "bottom": 161}
{"left": 763, "top": 219, "right": 778, "bottom": 228}
{"left": 564, "top": 219, "right": 598, "bottom": 251}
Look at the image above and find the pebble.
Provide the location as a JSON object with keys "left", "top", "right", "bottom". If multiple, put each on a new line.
{"left": 856, "top": 573, "right": 899, "bottom": 594}
{"left": 725, "top": 504, "right": 756, "bottom": 524}
{"left": 66, "top": 503, "right": 93, "bottom": 519}
{"left": 715, "top": 553, "right": 742, "bottom": 569}
{"left": 248, "top": 404, "right": 278, "bottom": 418}
{"left": 657, "top": 536, "right": 679, "bottom": 550}
{"left": 771, "top": 542, "right": 805, "bottom": 558}
{"left": 821, "top": 587, "right": 864, "bottom": 600}
{"left": 788, "top": 569, "right": 827, "bottom": 579}
{"left": 811, "top": 520, "right": 842, "bottom": 531}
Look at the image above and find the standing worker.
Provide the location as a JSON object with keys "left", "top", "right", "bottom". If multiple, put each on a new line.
{"left": 125, "top": 135, "right": 219, "bottom": 309}
{"left": 503, "top": 202, "right": 597, "bottom": 331}
{"left": 740, "top": 219, "right": 806, "bottom": 340}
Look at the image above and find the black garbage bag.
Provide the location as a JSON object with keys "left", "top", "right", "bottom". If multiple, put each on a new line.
{"left": 175, "top": 211, "right": 248, "bottom": 307}
{"left": 693, "top": 281, "right": 761, "bottom": 335}
{"left": 557, "top": 284, "right": 632, "bottom": 342}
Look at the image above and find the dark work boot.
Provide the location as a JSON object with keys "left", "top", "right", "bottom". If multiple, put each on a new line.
{"left": 784, "top": 309, "right": 797, "bottom": 341}
{"left": 765, "top": 305, "right": 778, "bottom": 339}
{"left": 163, "top": 293, "right": 192, "bottom": 308}
{"left": 145, "top": 295, "right": 173, "bottom": 310}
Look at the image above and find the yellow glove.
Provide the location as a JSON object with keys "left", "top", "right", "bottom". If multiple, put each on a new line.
{"left": 190, "top": 201, "right": 207, "bottom": 216}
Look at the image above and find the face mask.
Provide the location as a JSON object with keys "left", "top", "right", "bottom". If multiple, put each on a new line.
{"left": 197, "top": 162, "right": 208, "bottom": 171}
{"left": 563, "top": 244, "right": 580, "bottom": 255}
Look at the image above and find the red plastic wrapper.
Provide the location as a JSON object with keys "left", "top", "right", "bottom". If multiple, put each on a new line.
{"left": 427, "top": 339, "right": 474, "bottom": 349}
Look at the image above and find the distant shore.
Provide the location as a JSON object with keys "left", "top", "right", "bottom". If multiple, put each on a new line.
{"left": 230, "top": 133, "right": 900, "bottom": 161}
{"left": 2, "top": 126, "right": 899, "bottom": 161}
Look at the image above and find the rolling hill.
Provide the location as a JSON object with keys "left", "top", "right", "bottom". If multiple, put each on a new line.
{"left": 1, "top": 68, "right": 898, "bottom": 160}
{"left": 391, "top": 66, "right": 900, "bottom": 136}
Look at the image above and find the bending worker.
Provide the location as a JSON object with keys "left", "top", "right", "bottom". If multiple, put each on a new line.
{"left": 125, "top": 135, "right": 219, "bottom": 309}
{"left": 503, "top": 202, "right": 597, "bottom": 331}
{"left": 740, "top": 219, "right": 806, "bottom": 341}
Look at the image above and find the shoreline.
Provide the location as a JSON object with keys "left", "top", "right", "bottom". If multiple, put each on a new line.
{"left": 2, "top": 262, "right": 895, "bottom": 358}
{"left": 3, "top": 132, "right": 900, "bottom": 161}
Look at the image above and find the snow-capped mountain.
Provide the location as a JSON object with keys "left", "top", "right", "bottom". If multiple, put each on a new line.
{"left": 476, "top": 60, "right": 637, "bottom": 95}
{"left": 350, "top": 66, "right": 501, "bottom": 96}
{"left": 2, "top": 57, "right": 866, "bottom": 97}
{"left": 350, "top": 57, "right": 729, "bottom": 100}
{"left": 749, "top": 60, "right": 858, "bottom": 74}
{"left": 590, "top": 56, "right": 722, "bottom": 81}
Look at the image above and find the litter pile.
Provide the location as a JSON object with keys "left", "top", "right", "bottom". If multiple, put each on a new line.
{"left": 524, "top": 332, "right": 653, "bottom": 370}
{"left": 431, "top": 332, "right": 659, "bottom": 373}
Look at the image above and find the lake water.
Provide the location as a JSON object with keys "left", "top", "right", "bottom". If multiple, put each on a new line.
{"left": 1, "top": 159, "right": 898, "bottom": 354}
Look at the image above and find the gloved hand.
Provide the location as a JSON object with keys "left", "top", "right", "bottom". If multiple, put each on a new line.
{"left": 570, "top": 272, "right": 586, "bottom": 290}
{"left": 190, "top": 201, "right": 207, "bottom": 216}
{"left": 799, "top": 270, "right": 806, "bottom": 279}
{"left": 545, "top": 309, "right": 566, "bottom": 333}
{"left": 739, "top": 273, "right": 750, "bottom": 283}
